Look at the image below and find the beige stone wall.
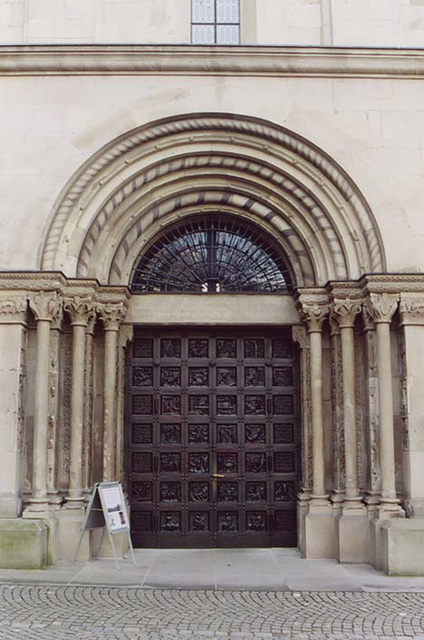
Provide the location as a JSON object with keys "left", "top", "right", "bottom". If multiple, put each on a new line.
{"left": 1, "top": 0, "right": 424, "bottom": 46}
{"left": 0, "top": 70, "right": 423, "bottom": 277}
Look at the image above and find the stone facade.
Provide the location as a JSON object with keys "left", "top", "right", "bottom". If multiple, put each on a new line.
{"left": 0, "top": 1, "right": 424, "bottom": 573}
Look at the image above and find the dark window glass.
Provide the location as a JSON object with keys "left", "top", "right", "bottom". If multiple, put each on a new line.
{"left": 131, "top": 216, "right": 293, "bottom": 293}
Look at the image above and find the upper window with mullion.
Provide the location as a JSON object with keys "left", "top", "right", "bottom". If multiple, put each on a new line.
{"left": 192, "top": 0, "right": 240, "bottom": 45}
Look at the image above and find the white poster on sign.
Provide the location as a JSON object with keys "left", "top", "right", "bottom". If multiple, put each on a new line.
{"left": 98, "top": 483, "right": 130, "bottom": 534}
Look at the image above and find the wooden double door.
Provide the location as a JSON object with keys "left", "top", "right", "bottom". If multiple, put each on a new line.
{"left": 126, "top": 327, "right": 300, "bottom": 548}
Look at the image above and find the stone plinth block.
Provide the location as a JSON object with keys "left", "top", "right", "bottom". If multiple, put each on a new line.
{"left": 57, "top": 508, "right": 90, "bottom": 561}
{"left": 303, "top": 510, "right": 335, "bottom": 558}
{"left": 0, "top": 519, "right": 48, "bottom": 569}
{"left": 380, "top": 518, "right": 424, "bottom": 576}
{"left": 335, "top": 513, "right": 369, "bottom": 563}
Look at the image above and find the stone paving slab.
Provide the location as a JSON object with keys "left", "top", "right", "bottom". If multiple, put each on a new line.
{"left": 1, "top": 585, "right": 424, "bottom": 640}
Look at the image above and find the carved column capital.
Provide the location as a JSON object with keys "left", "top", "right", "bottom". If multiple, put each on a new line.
{"left": 365, "top": 293, "right": 398, "bottom": 324}
{"left": 97, "top": 302, "right": 127, "bottom": 332}
{"left": 29, "top": 291, "right": 62, "bottom": 323}
{"left": 298, "top": 302, "right": 329, "bottom": 333}
{"left": 331, "top": 298, "right": 362, "bottom": 329}
{"left": 63, "top": 296, "right": 96, "bottom": 327}
{"left": 399, "top": 296, "right": 424, "bottom": 326}
{"left": 0, "top": 295, "right": 28, "bottom": 324}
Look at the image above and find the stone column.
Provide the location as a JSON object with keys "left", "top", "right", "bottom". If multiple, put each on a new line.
{"left": 398, "top": 296, "right": 424, "bottom": 517}
{"left": 332, "top": 298, "right": 368, "bottom": 562}
{"left": 98, "top": 303, "right": 126, "bottom": 482}
{"left": 297, "top": 293, "right": 334, "bottom": 558}
{"left": 362, "top": 307, "right": 381, "bottom": 513}
{"left": 366, "top": 293, "right": 403, "bottom": 513}
{"left": 0, "top": 295, "right": 28, "bottom": 517}
{"left": 46, "top": 309, "right": 64, "bottom": 510}
{"left": 332, "top": 299, "right": 363, "bottom": 506}
{"left": 63, "top": 297, "right": 95, "bottom": 506}
{"left": 83, "top": 314, "right": 96, "bottom": 498}
{"left": 292, "top": 325, "right": 311, "bottom": 555}
{"left": 27, "top": 292, "right": 61, "bottom": 512}
{"left": 329, "top": 319, "right": 344, "bottom": 510}
{"left": 116, "top": 325, "right": 133, "bottom": 482}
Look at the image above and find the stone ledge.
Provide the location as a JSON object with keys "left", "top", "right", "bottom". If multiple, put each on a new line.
{"left": 0, "top": 45, "right": 424, "bottom": 78}
{"left": 0, "top": 519, "right": 48, "bottom": 569}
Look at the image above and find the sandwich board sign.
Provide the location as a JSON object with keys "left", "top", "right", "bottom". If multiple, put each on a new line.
{"left": 74, "top": 481, "right": 135, "bottom": 570}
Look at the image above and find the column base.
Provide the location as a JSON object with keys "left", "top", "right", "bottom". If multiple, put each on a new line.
{"left": 297, "top": 490, "right": 311, "bottom": 556}
{"left": 335, "top": 505, "right": 369, "bottom": 564}
{"left": 22, "top": 508, "right": 59, "bottom": 565}
{"left": 303, "top": 499, "right": 335, "bottom": 559}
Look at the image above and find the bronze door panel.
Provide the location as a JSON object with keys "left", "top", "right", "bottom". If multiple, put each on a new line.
{"left": 126, "top": 328, "right": 300, "bottom": 548}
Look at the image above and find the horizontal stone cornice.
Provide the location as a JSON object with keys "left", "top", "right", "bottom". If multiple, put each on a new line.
{"left": 1, "top": 45, "right": 424, "bottom": 78}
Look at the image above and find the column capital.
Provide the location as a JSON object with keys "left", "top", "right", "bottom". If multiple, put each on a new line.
{"left": 64, "top": 296, "right": 96, "bottom": 327}
{"left": 0, "top": 294, "right": 28, "bottom": 324}
{"left": 365, "top": 293, "right": 398, "bottom": 324}
{"left": 29, "top": 291, "right": 62, "bottom": 323}
{"left": 98, "top": 302, "right": 127, "bottom": 331}
{"left": 298, "top": 302, "right": 329, "bottom": 333}
{"left": 331, "top": 297, "right": 362, "bottom": 329}
{"left": 399, "top": 295, "right": 424, "bottom": 326}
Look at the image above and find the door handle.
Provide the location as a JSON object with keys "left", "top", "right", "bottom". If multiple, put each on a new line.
{"left": 212, "top": 473, "right": 225, "bottom": 478}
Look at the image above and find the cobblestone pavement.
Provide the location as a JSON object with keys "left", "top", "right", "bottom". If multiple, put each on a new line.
{"left": 1, "top": 585, "right": 424, "bottom": 640}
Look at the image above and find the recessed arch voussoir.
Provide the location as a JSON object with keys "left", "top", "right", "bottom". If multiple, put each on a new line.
{"left": 41, "top": 113, "right": 386, "bottom": 287}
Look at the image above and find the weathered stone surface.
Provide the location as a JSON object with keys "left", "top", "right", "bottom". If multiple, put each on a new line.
{"left": 0, "top": 520, "right": 48, "bottom": 569}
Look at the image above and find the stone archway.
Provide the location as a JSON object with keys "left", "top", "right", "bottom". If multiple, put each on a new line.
{"left": 40, "top": 113, "right": 386, "bottom": 287}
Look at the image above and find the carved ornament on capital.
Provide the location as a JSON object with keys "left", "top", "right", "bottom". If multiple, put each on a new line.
{"left": 365, "top": 293, "right": 398, "bottom": 324}
{"left": 97, "top": 302, "right": 127, "bottom": 331}
{"left": 331, "top": 298, "right": 362, "bottom": 329}
{"left": 399, "top": 297, "right": 424, "bottom": 326}
{"left": 298, "top": 302, "right": 329, "bottom": 333}
{"left": 29, "top": 291, "right": 62, "bottom": 323}
{"left": 0, "top": 295, "right": 28, "bottom": 323}
{"left": 63, "top": 296, "right": 96, "bottom": 327}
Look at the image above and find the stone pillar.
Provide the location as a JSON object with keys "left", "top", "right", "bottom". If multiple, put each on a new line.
{"left": 362, "top": 307, "right": 381, "bottom": 514}
{"left": 116, "top": 325, "right": 133, "bottom": 482}
{"left": 366, "top": 293, "right": 403, "bottom": 514}
{"left": 98, "top": 303, "right": 126, "bottom": 482}
{"left": 297, "top": 293, "right": 335, "bottom": 558}
{"left": 332, "top": 298, "right": 368, "bottom": 562}
{"left": 398, "top": 296, "right": 424, "bottom": 517}
{"left": 0, "top": 295, "right": 28, "bottom": 517}
{"left": 292, "top": 325, "right": 311, "bottom": 555}
{"left": 329, "top": 319, "right": 344, "bottom": 511}
{"left": 26, "top": 292, "right": 61, "bottom": 513}
{"left": 47, "top": 310, "right": 64, "bottom": 510}
{"left": 83, "top": 315, "right": 96, "bottom": 498}
{"left": 63, "top": 297, "right": 95, "bottom": 506}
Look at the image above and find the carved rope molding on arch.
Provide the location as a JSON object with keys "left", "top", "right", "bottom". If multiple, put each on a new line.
{"left": 78, "top": 153, "right": 349, "bottom": 285}
{"left": 40, "top": 113, "right": 386, "bottom": 284}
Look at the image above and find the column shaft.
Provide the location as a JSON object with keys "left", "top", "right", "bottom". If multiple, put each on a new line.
{"left": 68, "top": 323, "right": 86, "bottom": 502}
{"left": 340, "top": 325, "right": 359, "bottom": 501}
{"left": 103, "top": 328, "right": 118, "bottom": 481}
{"left": 32, "top": 319, "right": 51, "bottom": 502}
{"left": 310, "top": 330, "right": 326, "bottom": 497}
{"left": 376, "top": 321, "right": 397, "bottom": 501}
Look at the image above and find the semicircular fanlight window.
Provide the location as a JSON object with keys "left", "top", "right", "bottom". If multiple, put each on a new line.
{"left": 131, "top": 216, "right": 293, "bottom": 293}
